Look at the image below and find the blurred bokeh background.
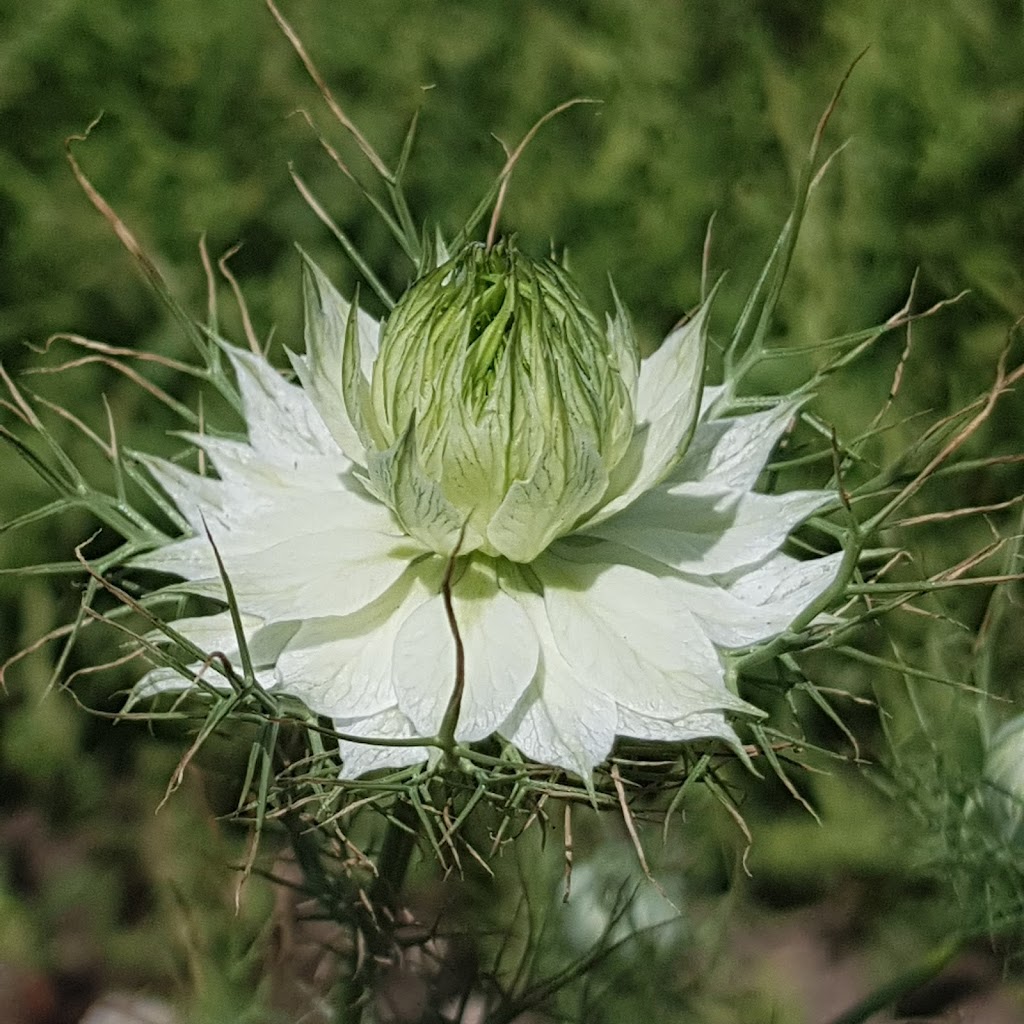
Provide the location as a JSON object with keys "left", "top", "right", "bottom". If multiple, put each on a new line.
{"left": 2, "top": 1, "right": 1023, "bottom": 1021}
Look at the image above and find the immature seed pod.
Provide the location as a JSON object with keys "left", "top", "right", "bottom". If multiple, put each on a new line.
{"left": 363, "top": 240, "right": 637, "bottom": 562}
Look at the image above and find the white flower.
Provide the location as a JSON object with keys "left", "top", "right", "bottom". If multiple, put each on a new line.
{"left": 982, "top": 715, "right": 1024, "bottom": 842}
{"left": 134, "top": 241, "right": 842, "bottom": 778}
{"left": 561, "top": 845, "right": 686, "bottom": 954}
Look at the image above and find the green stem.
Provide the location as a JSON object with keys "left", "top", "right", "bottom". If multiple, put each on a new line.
{"left": 331, "top": 799, "right": 422, "bottom": 1024}
{"left": 369, "top": 798, "right": 421, "bottom": 910}
{"left": 826, "top": 937, "right": 961, "bottom": 1024}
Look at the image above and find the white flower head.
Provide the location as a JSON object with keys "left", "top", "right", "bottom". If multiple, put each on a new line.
{"left": 135, "top": 238, "right": 841, "bottom": 778}
{"left": 560, "top": 844, "right": 687, "bottom": 954}
{"left": 982, "top": 715, "right": 1024, "bottom": 842}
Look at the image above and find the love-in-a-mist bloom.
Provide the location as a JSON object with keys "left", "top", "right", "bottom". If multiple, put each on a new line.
{"left": 982, "top": 715, "right": 1024, "bottom": 842}
{"left": 136, "top": 240, "right": 841, "bottom": 777}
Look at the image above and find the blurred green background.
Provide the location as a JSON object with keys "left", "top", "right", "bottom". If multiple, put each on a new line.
{"left": 2, "top": 1, "right": 1023, "bottom": 1021}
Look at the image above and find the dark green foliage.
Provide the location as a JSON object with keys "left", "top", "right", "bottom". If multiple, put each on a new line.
{"left": 2, "top": 1, "right": 1023, "bottom": 1020}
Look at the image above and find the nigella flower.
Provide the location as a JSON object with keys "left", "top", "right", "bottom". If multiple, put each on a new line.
{"left": 135, "top": 239, "right": 842, "bottom": 777}
{"left": 981, "top": 715, "right": 1024, "bottom": 842}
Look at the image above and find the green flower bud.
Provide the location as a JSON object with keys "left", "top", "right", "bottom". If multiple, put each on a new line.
{"left": 363, "top": 240, "right": 637, "bottom": 562}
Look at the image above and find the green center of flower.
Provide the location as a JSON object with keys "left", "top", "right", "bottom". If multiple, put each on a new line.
{"left": 365, "top": 240, "right": 637, "bottom": 562}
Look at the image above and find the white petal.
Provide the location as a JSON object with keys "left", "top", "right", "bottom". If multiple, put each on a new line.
{"left": 133, "top": 473, "right": 417, "bottom": 617}
{"left": 185, "top": 433, "right": 350, "bottom": 492}
{"left": 134, "top": 454, "right": 228, "bottom": 534}
{"left": 145, "top": 611, "right": 298, "bottom": 664}
{"left": 391, "top": 559, "right": 539, "bottom": 743}
{"left": 132, "top": 659, "right": 281, "bottom": 703}
{"left": 334, "top": 707, "right": 431, "bottom": 777}
{"left": 669, "top": 401, "right": 801, "bottom": 492}
{"left": 226, "top": 346, "right": 341, "bottom": 466}
{"left": 133, "top": 614, "right": 288, "bottom": 704}
{"left": 698, "top": 384, "right": 726, "bottom": 415}
{"left": 140, "top": 527, "right": 419, "bottom": 621}
{"left": 135, "top": 442, "right": 420, "bottom": 620}
{"left": 139, "top": 438, "right": 350, "bottom": 540}
{"left": 584, "top": 483, "right": 832, "bottom": 576}
{"left": 534, "top": 550, "right": 752, "bottom": 721}
{"left": 616, "top": 706, "right": 743, "bottom": 746}
{"left": 723, "top": 550, "right": 846, "bottom": 615}
{"left": 635, "top": 301, "right": 712, "bottom": 431}
{"left": 273, "top": 566, "right": 440, "bottom": 719}
{"left": 656, "top": 550, "right": 840, "bottom": 650}
{"left": 502, "top": 599, "right": 617, "bottom": 776}
{"left": 178, "top": 443, "right": 391, "bottom": 548}
{"left": 132, "top": 612, "right": 299, "bottom": 702}
{"left": 583, "top": 298, "right": 710, "bottom": 528}
{"left": 658, "top": 578, "right": 795, "bottom": 649}
{"left": 294, "top": 255, "right": 381, "bottom": 464}
{"left": 131, "top": 665, "right": 195, "bottom": 699}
